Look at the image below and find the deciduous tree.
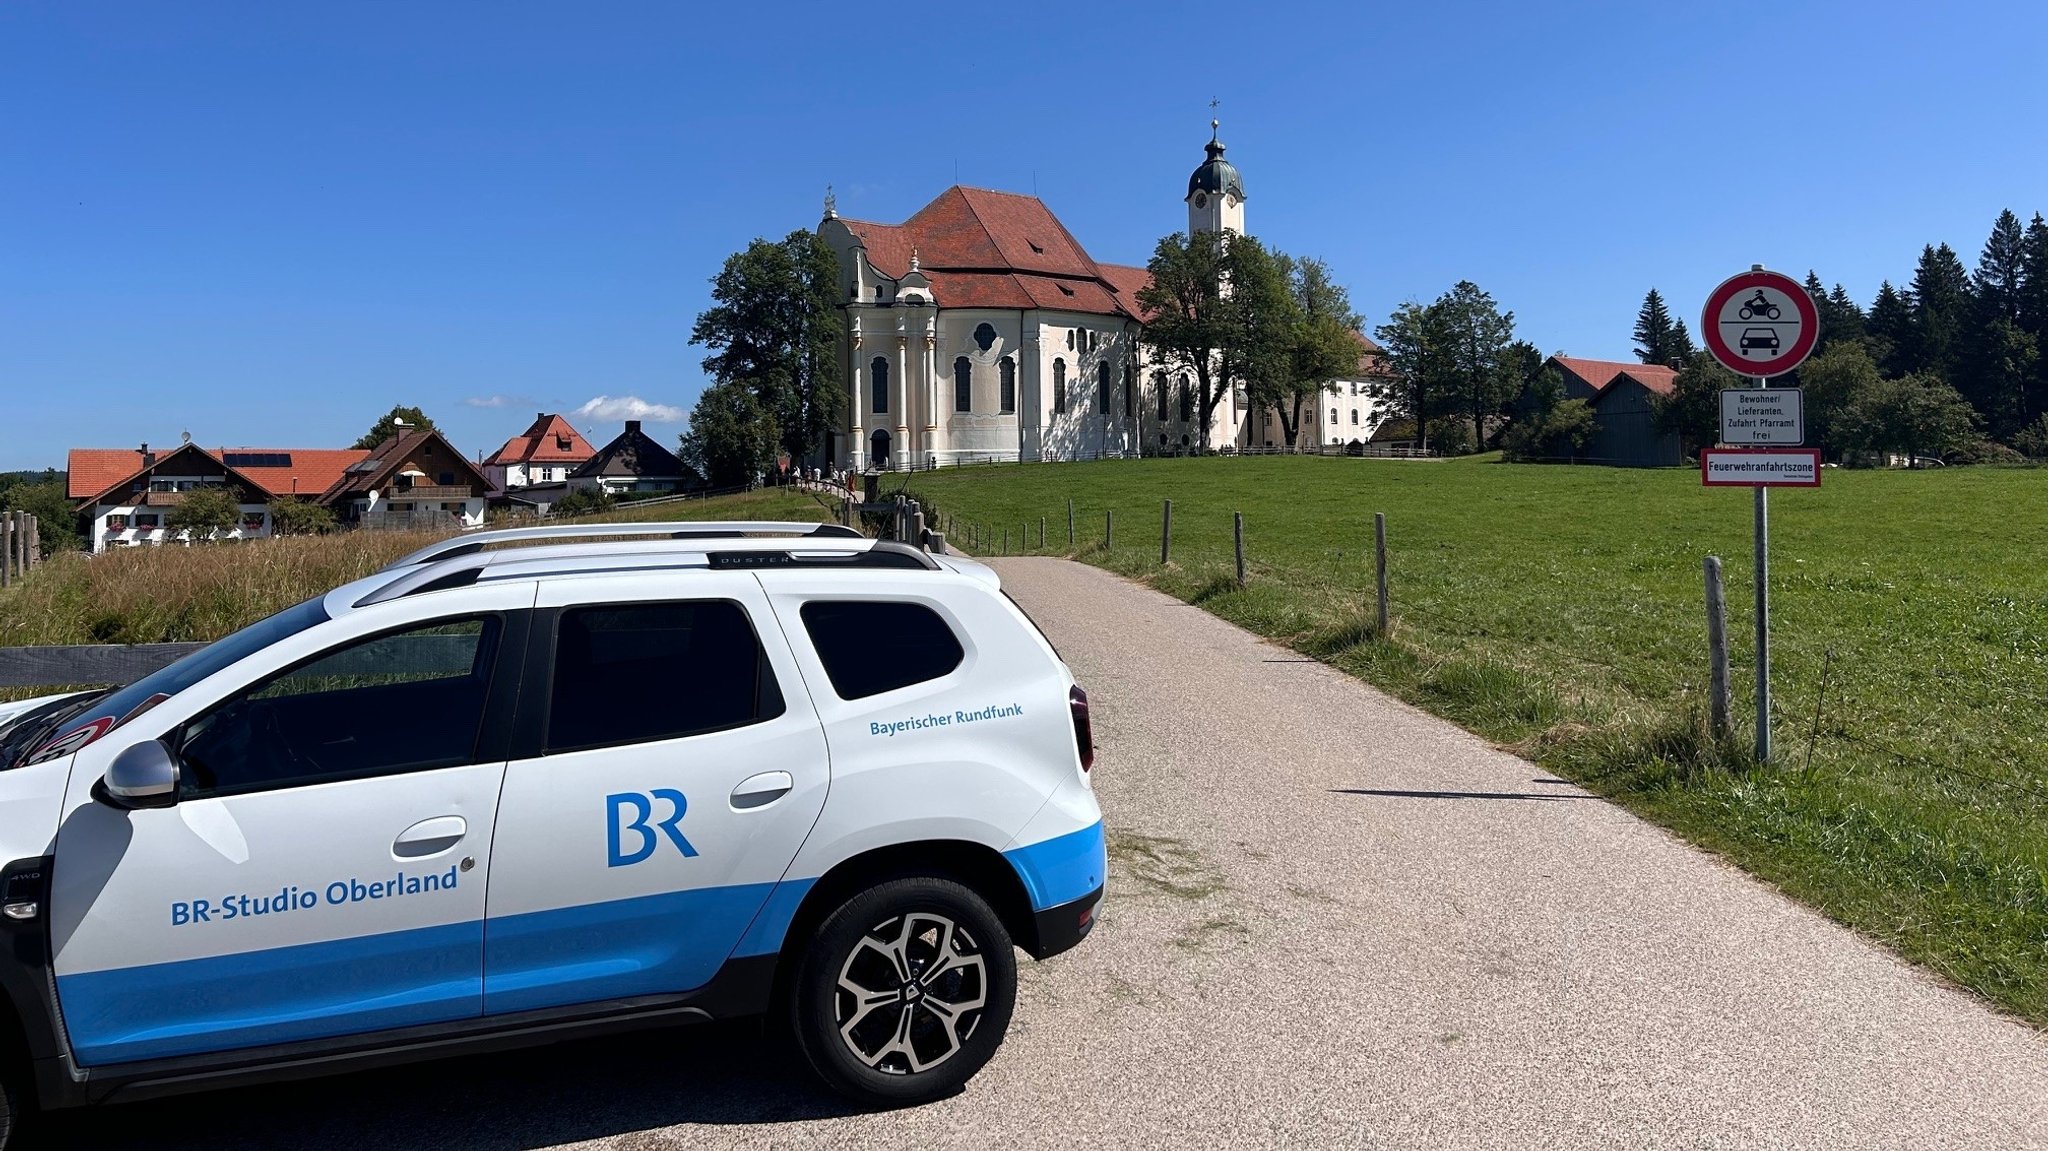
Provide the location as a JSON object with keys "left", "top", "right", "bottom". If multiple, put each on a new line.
{"left": 1256, "top": 255, "right": 1364, "bottom": 448}
{"left": 167, "top": 486, "right": 242, "bottom": 542}
{"left": 1838, "top": 372, "right": 1979, "bottom": 462}
{"left": 353, "top": 406, "right": 438, "bottom": 450}
{"left": 679, "top": 383, "right": 781, "bottom": 490}
{"left": 1137, "top": 231, "right": 1292, "bottom": 449}
{"left": 690, "top": 230, "right": 845, "bottom": 463}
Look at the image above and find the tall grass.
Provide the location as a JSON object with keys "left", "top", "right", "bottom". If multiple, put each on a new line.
{"left": 0, "top": 532, "right": 443, "bottom": 647}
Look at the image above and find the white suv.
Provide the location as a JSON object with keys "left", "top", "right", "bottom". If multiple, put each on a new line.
{"left": 0, "top": 522, "right": 1104, "bottom": 1141}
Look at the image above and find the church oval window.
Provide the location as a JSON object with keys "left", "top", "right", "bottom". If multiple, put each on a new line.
{"left": 974, "top": 323, "right": 997, "bottom": 353}
{"left": 1053, "top": 359, "right": 1068, "bottom": 414}
{"left": 1000, "top": 358, "right": 1017, "bottom": 414}
{"left": 954, "top": 357, "right": 973, "bottom": 413}
{"left": 871, "top": 357, "right": 890, "bottom": 414}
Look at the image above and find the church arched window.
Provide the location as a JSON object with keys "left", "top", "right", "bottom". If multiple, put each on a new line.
{"left": 1000, "top": 358, "right": 1017, "bottom": 414}
{"left": 871, "top": 357, "right": 889, "bottom": 414}
{"left": 1124, "top": 364, "right": 1136, "bottom": 418}
{"left": 1097, "top": 362, "right": 1111, "bottom": 414}
{"left": 1066, "top": 330, "right": 1076, "bottom": 351}
{"left": 1177, "top": 376, "right": 1192, "bottom": 423}
{"left": 1155, "top": 373, "right": 1169, "bottom": 421}
{"left": 974, "top": 323, "right": 998, "bottom": 353}
{"left": 1053, "top": 359, "right": 1068, "bottom": 414}
{"left": 954, "top": 357, "right": 972, "bottom": 413}
{"left": 1329, "top": 407, "right": 1338, "bottom": 425}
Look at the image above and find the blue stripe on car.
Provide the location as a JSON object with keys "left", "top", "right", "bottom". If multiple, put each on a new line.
{"left": 58, "top": 920, "right": 483, "bottom": 1065}
{"left": 1004, "top": 820, "right": 1106, "bottom": 910}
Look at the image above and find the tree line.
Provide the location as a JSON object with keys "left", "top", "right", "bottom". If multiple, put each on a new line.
{"left": 1649, "top": 208, "right": 2048, "bottom": 463}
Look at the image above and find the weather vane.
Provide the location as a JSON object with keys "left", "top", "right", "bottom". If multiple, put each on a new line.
{"left": 823, "top": 184, "right": 837, "bottom": 219}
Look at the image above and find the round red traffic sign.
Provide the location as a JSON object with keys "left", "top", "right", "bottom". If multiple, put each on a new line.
{"left": 1700, "top": 268, "right": 1818, "bottom": 379}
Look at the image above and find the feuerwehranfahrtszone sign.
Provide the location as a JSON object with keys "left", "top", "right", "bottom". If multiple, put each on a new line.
{"left": 1700, "top": 447, "right": 1822, "bottom": 487}
{"left": 1719, "top": 388, "right": 1804, "bottom": 445}
{"left": 1701, "top": 268, "right": 1819, "bottom": 378}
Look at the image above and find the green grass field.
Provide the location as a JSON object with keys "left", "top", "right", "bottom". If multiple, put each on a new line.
{"left": 904, "top": 455, "right": 2048, "bottom": 1024}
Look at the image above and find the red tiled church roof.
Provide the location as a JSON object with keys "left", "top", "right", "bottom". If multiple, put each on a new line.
{"left": 842, "top": 186, "right": 1152, "bottom": 320}
{"left": 483, "top": 413, "right": 597, "bottom": 467}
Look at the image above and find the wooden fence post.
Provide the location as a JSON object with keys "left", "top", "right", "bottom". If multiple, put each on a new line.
{"left": 1705, "top": 555, "right": 1732, "bottom": 742}
{"left": 1374, "top": 512, "right": 1390, "bottom": 635}
{"left": 1234, "top": 512, "right": 1246, "bottom": 587}
{"left": 1067, "top": 500, "right": 1075, "bottom": 549}
{"left": 1, "top": 513, "right": 12, "bottom": 589}
{"left": 1039, "top": 516, "right": 1045, "bottom": 549}
{"left": 1002, "top": 527, "right": 1009, "bottom": 555}
{"left": 1160, "top": 499, "right": 1173, "bottom": 564}
{"left": 26, "top": 515, "right": 35, "bottom": 571}
{"left": 1104, "top": 510, "right": 1112, "bottom": 549}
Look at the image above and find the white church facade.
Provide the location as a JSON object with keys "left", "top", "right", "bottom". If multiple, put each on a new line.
{"left": 818, "top": 127, "right": 1386, "bottom": 470}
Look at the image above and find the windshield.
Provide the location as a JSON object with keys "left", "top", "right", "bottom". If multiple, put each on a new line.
{"left": 16, "top": 596, "right": 331, "bottom": 768}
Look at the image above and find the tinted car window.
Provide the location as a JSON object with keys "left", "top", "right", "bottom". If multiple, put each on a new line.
{"left": 800, "top": 601, "right": 965, "bottom": 700}
{"left": 20, "top": 597, "right": 329, "bottom": 767}
{"left": 178, "top": 617, "right": 499, "bottom": 798}
{"left": 546, "top": 601, "right": 784, "bottom": 753}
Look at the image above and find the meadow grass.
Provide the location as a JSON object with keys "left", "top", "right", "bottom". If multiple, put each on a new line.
{"left": 906, "top": 454, "right": 2048, "bottom": 1024}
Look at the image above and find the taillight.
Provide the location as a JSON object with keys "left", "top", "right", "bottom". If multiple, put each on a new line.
{"left": 1069, "top": 684, "right": 1094, "bottom": 773}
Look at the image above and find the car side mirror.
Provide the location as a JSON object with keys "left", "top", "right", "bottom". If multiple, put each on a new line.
{"left": 96, "top": 740, "right": 181, "bottom": 810}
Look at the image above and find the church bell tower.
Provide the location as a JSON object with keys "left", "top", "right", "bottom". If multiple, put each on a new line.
{"left": 1185, "top": 120, "right": 1245, "bottom": 237}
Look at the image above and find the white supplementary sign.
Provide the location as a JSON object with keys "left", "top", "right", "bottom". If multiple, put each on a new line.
{"left": 1700, "top": 448, "right": 1821, "bottom": 487}
{"left": 1719, "top": 388, "right": 1804, "bottom": 445}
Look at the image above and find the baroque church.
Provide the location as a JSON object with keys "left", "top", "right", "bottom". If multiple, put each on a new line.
{"left": 817, "top": 125, "right": 1384, "bottom": 470}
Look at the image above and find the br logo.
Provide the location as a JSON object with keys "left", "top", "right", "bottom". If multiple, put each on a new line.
{"left": 606, "top": 790, "right": 699, "bottom": 867}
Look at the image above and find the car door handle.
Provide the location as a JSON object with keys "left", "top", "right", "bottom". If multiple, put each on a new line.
{"left": 731, "top": 771, "right": 794, "bottom": 810}
{"left": 393, "top": 815, "right": 467, "bottom": 859}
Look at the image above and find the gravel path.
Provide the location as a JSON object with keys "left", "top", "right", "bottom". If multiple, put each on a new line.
{"left": 45, "top": 558, "right": 2048, "bottom": 1150}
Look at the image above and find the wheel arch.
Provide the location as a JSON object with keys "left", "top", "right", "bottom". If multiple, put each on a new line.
{"left": 766, "top": 839, "right": 1038, "bottom": 1003}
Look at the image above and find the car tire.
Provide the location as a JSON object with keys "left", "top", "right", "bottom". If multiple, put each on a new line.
{"left": 0, "top": 1067, "right": 16, "bottom": 1151}
{"left": 789, "top": 877, "right": 1017, "bottom": 1106}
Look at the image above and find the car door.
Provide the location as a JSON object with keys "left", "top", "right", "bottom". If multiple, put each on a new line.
{"left": 482, "top": 572, "right": 828, "bottom": 1016}
{"left": 48, "top": 586, "right": 531, "bottom": 1066}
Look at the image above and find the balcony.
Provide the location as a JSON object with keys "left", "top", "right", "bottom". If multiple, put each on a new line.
{"left": 386, "top": 485, "right": 475, "bottom": 500}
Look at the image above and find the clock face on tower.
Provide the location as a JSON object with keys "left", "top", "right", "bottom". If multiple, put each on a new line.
{"left": 1226, "top": 192, "right": 1240, "bottom": 209}
{"left": 1193, "top": 192, "right": 1209, "bottom": 209}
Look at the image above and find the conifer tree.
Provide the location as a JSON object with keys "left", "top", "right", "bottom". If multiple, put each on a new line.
{"left": 1632, "top": 288, "right": 1678, "bottom": 366}
{"left": 1868, "top": 281, "right": 1914, "bottom": 377}
{"left": 1907, "top": 243, "right": 1973, "bottom": 383}
{"left": 1974, "top": 209, "right": 2028, "bottom": 324}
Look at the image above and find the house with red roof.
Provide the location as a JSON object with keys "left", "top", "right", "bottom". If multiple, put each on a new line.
{"left": 67, "top": 440, "right": 370, "bottom": 552}
{"left": 818, "top": 124, "right": 1382, "bottom": 467}
{"left": 1547, "top": 356, "right": 1684, "bottom": 467}
{"left": 480, "top": 413, "right": 597, "bottom": 490}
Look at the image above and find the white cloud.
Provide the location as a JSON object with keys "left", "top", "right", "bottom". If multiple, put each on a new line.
{"left": 462, "top": 394, "right": 532, "bottom": 409}
{"left": 574, "top": 395, "right": 685, "bottom": 423}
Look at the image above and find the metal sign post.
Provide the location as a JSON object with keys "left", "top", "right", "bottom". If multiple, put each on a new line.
{"left": 1752, "top": 383, "right": 1771, "bottom": 763}
{"left": 1701, "top": 266, "right": 1821, "bottom": 763}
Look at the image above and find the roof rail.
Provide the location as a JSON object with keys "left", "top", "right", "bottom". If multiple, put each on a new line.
{"left": 355, "top": 537, "right": 936, "bottom": 609}
{"left": 382, "top": 521, "right": 862, "bottom": 571}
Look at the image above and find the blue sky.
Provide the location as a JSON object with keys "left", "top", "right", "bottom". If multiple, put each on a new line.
{"left": 4, "top": 1, "right": 2046, "bottom": 471}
